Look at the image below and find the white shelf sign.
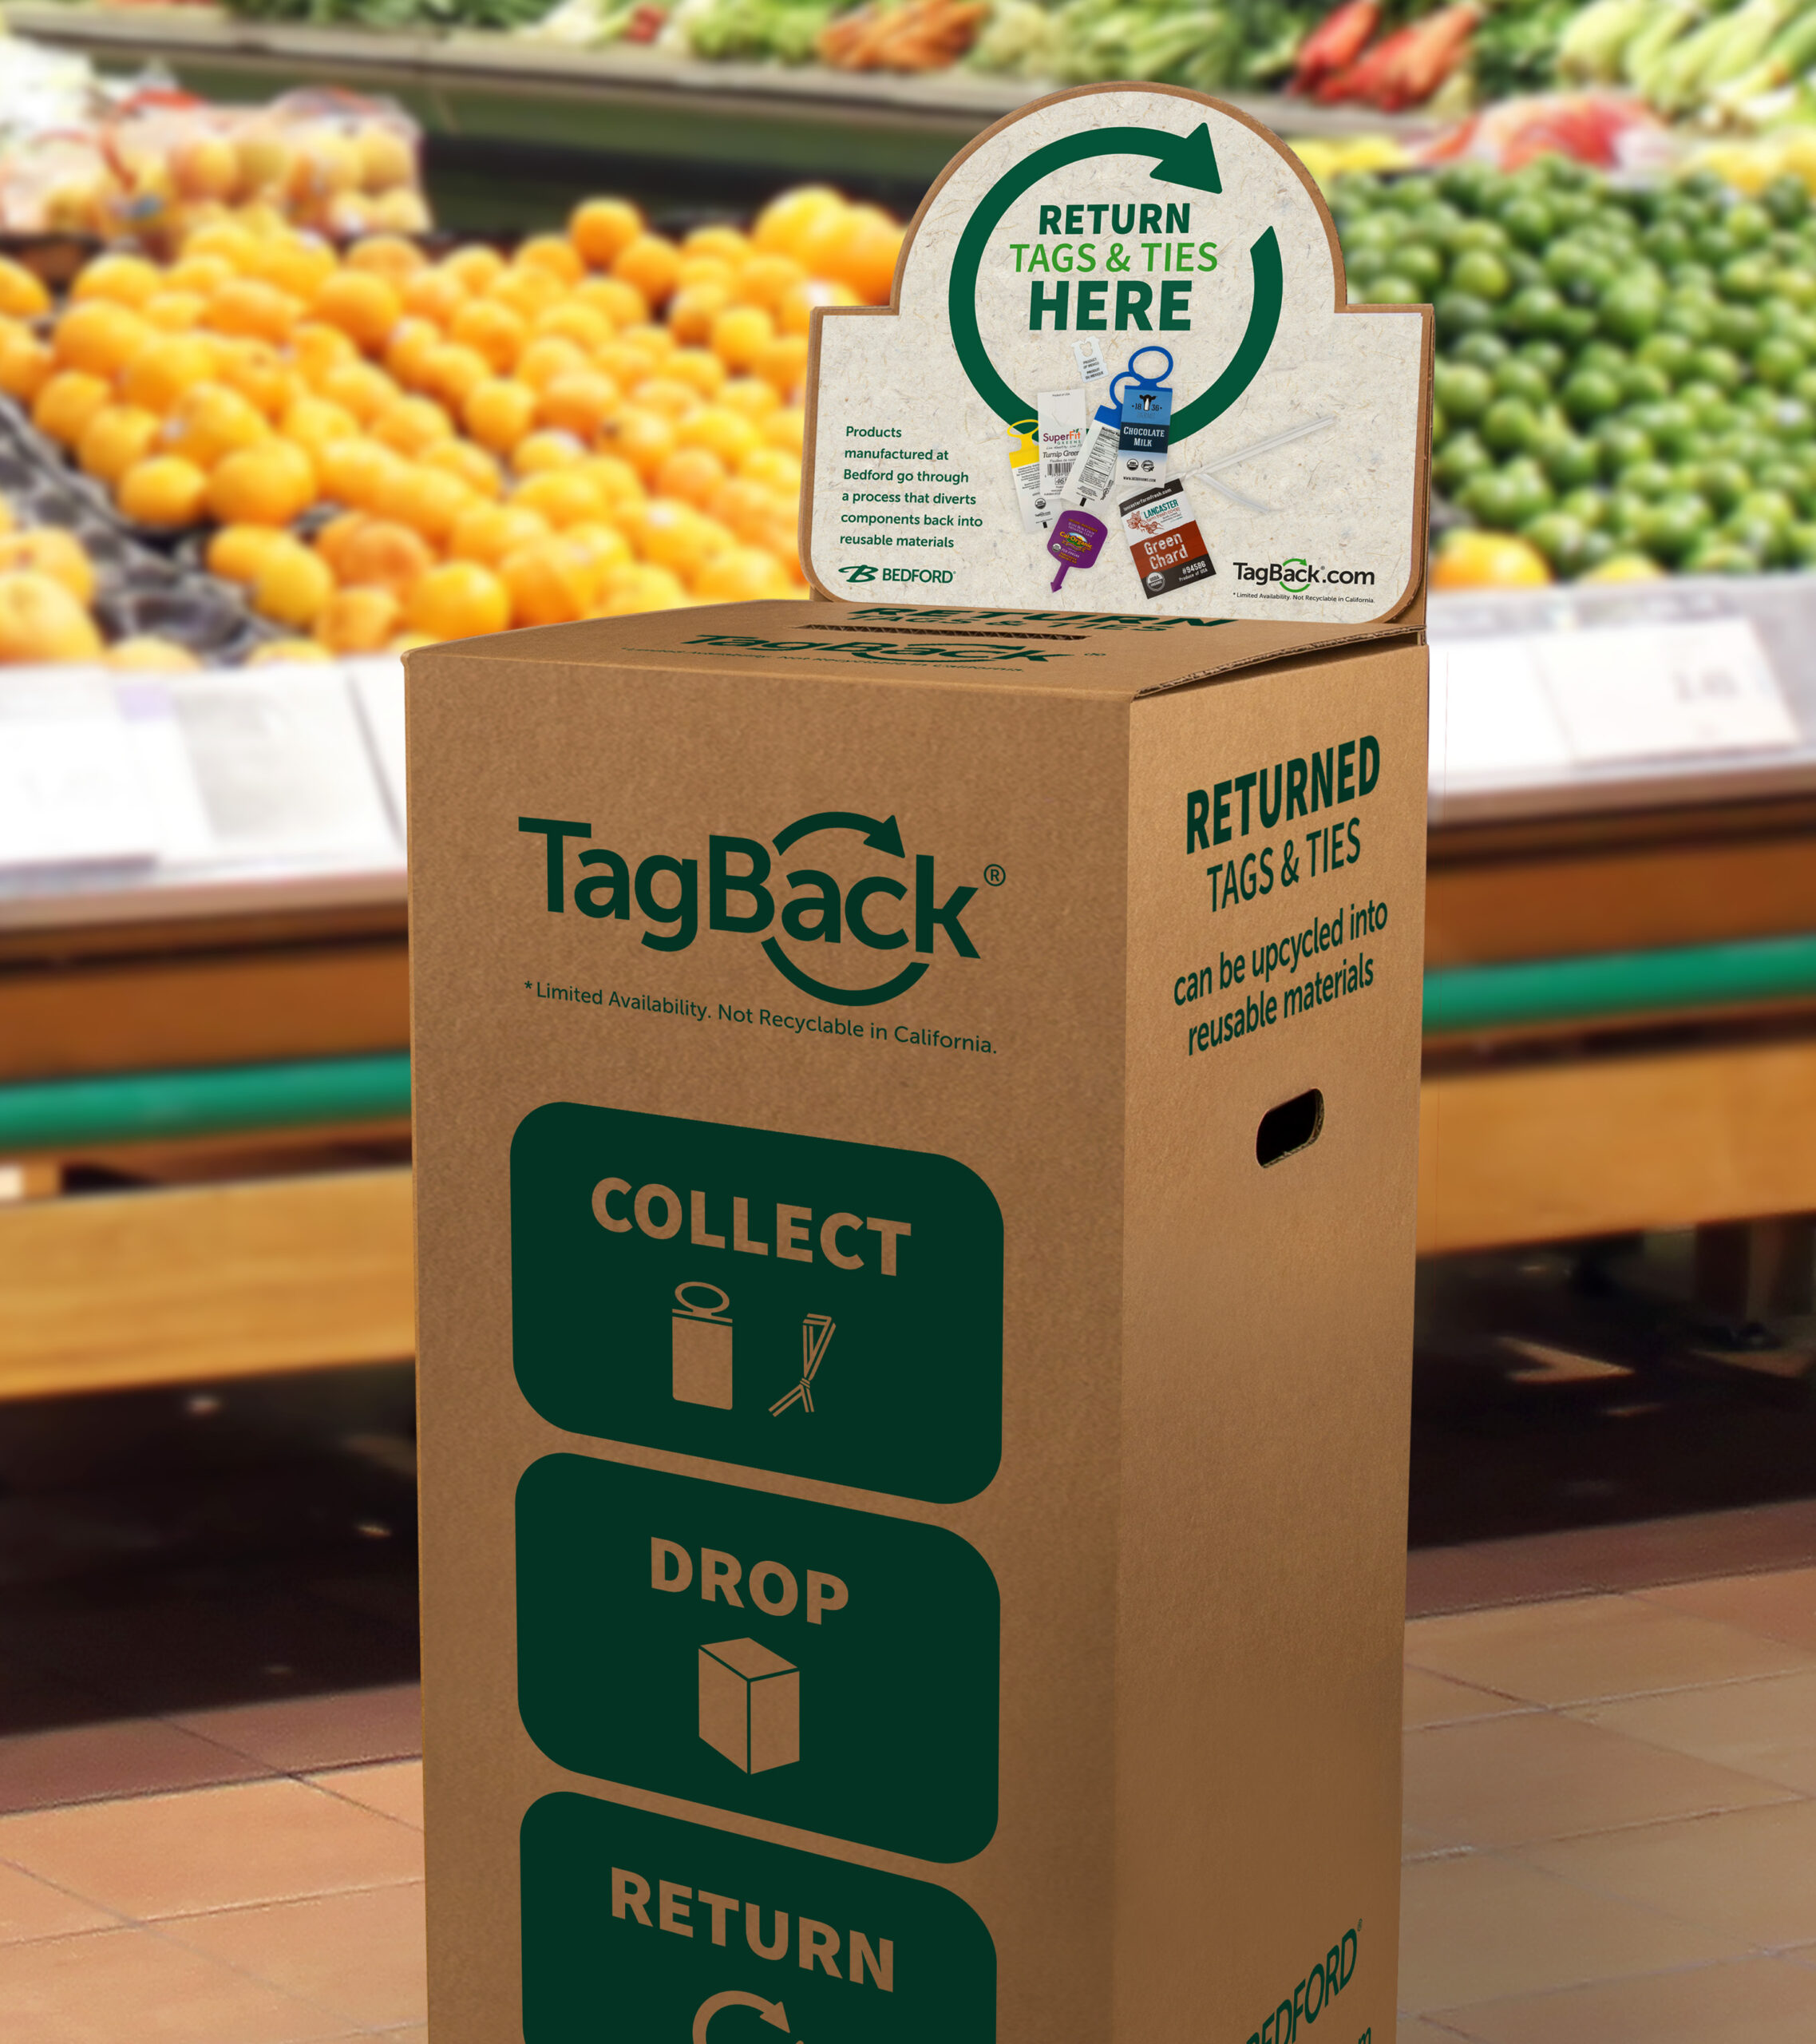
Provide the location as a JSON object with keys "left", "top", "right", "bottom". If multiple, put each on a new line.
{"left": 0, "top": 671, "right": 162, "bottom": 872}
{"left": 347, "top": 656, "right": 406, "bottom": 830}
{"left": 1533, "top": 619, "right": 1799, "bottom": 765}
{"left": 167, "top": 667, "right": 398, "bottom": 863}
{"left": 1430, "top": 637, "right": 1573, "bottom": 789}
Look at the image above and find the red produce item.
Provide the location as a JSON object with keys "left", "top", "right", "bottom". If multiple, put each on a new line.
{"left": 1314, "top": 22, "right": 1420, "bottom": 103}
{"left": 1291, "top": 0, "right": 1379, "bottom": 95}
{"left": 1372, "top": 3, "right": 1478, "bottom": 111}
{"left": 1416, "top": 92, "right": 1668, "bottom": 172}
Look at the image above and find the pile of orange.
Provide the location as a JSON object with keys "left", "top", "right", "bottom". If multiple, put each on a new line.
{"left": 0, "top": 500, "right": 103, "bottom": 665}
{"left": 0, "top": 494, "right": 223, "bottom": 670}
{"left": 0, "top": 184, "right": 903, "bottom": 662}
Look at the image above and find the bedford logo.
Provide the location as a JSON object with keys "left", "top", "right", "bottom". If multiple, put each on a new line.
{"left": 1232, "top": 558, "right": 1376, "bottom": 590}
{"left": 519, "top": 812, "right": 979, "bottom": 1009}
{"left": 838, "top": 563, "right": 878, "bottom": 582}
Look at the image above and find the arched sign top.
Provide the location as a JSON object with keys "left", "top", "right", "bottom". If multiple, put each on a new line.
{"left": 801, "top": 84, "right": 1430, "bottom": 624}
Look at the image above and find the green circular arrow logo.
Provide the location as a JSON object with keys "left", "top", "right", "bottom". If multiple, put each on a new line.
{"left": 947, "top": 122, "right": 1283, "bottom": 442}
{"left": 761, "top": 810, "right": 927, "bottom": 1008}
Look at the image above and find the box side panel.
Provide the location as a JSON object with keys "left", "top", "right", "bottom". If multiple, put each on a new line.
{"left": 750, "top": 1670, "right": 801, "bottom": 1774}
{"left": 409, "top": 653, "right": 1133, "bottom": 2044}
{"left": 1117, "top": 643, "right": 1427, "bottom": 2038}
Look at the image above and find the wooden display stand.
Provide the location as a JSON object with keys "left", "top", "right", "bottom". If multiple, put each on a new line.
{"left": 0, "top": 895, "right": 413, "bottom": 1399}
{"left": 1421, "top": 790, "right": 1816, "bottom": 1254}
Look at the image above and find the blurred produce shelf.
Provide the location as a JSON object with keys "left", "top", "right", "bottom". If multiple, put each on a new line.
{"left": 0, "top": 893, "right": 413, "bottom": 1401}
{"left": 1422, "top": 576, "right": 1816, "bottom": 1252}
{"left": 2, "top": 586, "right": 1816, "bottom": 1391}
{"left": 1423, "top": 933, "right": 1816, "bottom": 1036}
{"left": 2, "top": 3, "right": 1422, "bottom": 219}
{"left": 0, "top": 71, "right": 1814, "bottom": 1387}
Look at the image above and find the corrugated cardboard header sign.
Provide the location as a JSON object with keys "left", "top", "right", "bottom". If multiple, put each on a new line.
{"left": 801, "top": 83, "right": 1431, "bottom": 622}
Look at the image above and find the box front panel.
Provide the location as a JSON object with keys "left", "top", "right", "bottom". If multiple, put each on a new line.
{"left": 409, "top": 652, "right": 1130, "bottom": 2044}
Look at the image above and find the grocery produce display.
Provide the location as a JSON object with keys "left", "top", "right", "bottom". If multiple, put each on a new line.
{"left": 529, "top": 0, "right": 1456, "bottom": 93}
{"left": 24, "top": 0, "right": 1816, "bottom": 137}
{"left": 1335, "top": 153, "right": 1816, "bottom": 584}
{"left": 0, "top": 73, "right": 428, "bottom": 244}
{"left": 231, "top": 0, "right": 548, "bottom": 26}
{"left": 11, "top": 0, "right": 1816, "bottom": 643}
{"left": 517, "top": 0, "right": 1816, "bottom": 121}
{"left": 0, "top": 394, "right": 271, "bottom": 668}
{"left": 0, "top": 185, "right": 902, "bottom": 663}
{"left": 1554, "top": 0, "right": 1816, "bottom": 126}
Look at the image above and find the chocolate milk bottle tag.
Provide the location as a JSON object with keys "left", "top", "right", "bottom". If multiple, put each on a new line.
{"left": 1115, "top": 346, "right": 1174, "bottom": 492}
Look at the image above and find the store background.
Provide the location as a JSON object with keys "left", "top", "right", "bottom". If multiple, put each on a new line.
{"left": 6, "top": 4, "right": 1816, "bottom": 2037}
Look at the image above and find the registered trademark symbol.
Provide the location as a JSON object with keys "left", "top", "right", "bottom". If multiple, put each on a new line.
{"left": 984, "top": 864, "right": 1006, "bottom": 886}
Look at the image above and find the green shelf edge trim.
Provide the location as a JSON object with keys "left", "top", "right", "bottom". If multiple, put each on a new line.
{"left": 2, "top": 935, "right": 1814, "bottom": 1151}
{"left": 0, "top": 1052, "right": 411, "bottom": 1153}
{"left": 1424, "top": 933, "right": 1816, "bottom": 1036}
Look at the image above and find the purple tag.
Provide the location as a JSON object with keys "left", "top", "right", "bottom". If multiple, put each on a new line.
{"left": 1047, "top": 509, "right": 1107, "bottom": 590}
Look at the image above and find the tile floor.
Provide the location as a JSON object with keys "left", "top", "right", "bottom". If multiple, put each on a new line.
{"left": 8, "top": 1565, "right": 1816, "bottom": 2039}
{"left": 1403, "top": 1563, "right": 1816, "bottom": 2040}
{"left": 0, "top": 1687, "right": 425, "bottom": 2043}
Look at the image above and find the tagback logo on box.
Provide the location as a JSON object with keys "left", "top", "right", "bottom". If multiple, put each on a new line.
{"left": 518, "top": 810, "right": 981, "bottom": 1008}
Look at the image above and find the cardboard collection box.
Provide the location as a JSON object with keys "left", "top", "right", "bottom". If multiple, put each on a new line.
{"left": 409, "top": 80, "right": 1430, "bottom": 2044}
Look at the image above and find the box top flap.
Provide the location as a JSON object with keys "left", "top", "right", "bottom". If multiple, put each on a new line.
{"left": 408, "top": 598, "right": 1424, "bottom": 699}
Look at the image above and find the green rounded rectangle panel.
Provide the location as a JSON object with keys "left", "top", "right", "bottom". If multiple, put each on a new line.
{"left": 521, "top": 1793, "right": 998, "bottom": 2042}
{"left": 510, "top": 1103, "right": 1004, "bottom": 1503}
{"left": 516, "top": 1456, "right": 1001, "bottom": 1863}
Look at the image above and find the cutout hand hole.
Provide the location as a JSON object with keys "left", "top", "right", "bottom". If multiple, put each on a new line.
{"left": 1256, "top": 1088, "right": 1323, "bottom": 1168}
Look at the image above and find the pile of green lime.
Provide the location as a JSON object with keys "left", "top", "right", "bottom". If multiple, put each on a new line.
{"left": 1332, "top": 154, "right": 1816, "bottom": 578}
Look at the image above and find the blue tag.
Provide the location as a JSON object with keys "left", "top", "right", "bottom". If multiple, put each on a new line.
{"left": 1114, "top": 347, "right": 1173, "bottom": 485}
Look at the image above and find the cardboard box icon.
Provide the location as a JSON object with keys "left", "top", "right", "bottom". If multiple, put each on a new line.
{"left": 698, "top": 1638, "right": 799, "bottom": 1774}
